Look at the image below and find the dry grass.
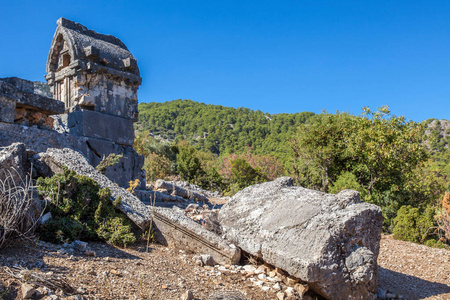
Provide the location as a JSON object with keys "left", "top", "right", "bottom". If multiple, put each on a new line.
{"left": 435, "top": 209, "right": 450, "bottom": 244}
{"left": 443, "top": 191, "right": 450, "bottom": 214}
{"left": 3, "top": 265, "right": 74, "bottom": 294}
{"left": 0, "top": 170, "right": 41, "bottom": 249}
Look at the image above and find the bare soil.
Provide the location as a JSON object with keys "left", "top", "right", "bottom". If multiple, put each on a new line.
{"left": 0, "top": 235, "right": 448, "bottom": 300}
{"left": 378, "top": 235, "right": 450, "bottom": 299}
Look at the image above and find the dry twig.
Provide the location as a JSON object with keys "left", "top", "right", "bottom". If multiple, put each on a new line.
{"left": 3, "top": 265, "right": 74, "bottom": 293}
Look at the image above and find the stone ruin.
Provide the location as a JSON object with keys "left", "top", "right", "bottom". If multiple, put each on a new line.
{"left": 0, "top": 18, "right": 383, "bottom": 300}
{"left": 0, "top": 18, "right": 144, "bottom": 189}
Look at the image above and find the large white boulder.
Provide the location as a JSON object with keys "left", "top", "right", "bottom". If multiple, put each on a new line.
{"left": 219, "top": 177, "right": 383, "bottom": 300}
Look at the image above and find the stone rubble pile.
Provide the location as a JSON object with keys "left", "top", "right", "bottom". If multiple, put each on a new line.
{"left": 191, "top": 255, "right": 315, "bottom": 300}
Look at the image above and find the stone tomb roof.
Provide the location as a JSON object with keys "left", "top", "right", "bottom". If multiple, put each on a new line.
{"left": 46, "top": 18, "right": 140, "bottom": 83}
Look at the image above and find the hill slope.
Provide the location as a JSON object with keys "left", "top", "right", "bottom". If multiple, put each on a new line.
{"left": 137, "top": 99, "right": 315, "bottom": 159}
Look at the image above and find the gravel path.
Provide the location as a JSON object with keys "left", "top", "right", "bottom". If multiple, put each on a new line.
{"left": 0, "top": 234, "right": 449, "bottom": 299}
{"left": 378, "top": 235, "right": 450, "bottom": 299}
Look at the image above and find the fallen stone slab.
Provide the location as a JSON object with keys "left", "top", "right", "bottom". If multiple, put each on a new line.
{"left": 31, "top": 148, "right": 238, "bottom": 264}
{"left": 219, "top": 177, "right": 383, "bottom": 300}
{"left": 33, "top": 147, "right": 150, "bottom": 229}
{"left": 154, "top": 179, "right": 208, "bottom": 202}
{"left": 151, "top": 206, "right": 241, "bottom": 265}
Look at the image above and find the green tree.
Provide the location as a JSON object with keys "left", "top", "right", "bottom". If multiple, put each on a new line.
{"left": 291, "top": 112, "right": 353, "bottom": 191}
{"left": 328, "top": 171, "right": 368, "bottom": 198}
{"left": 230, "top": 158, "right": 267, "bottom": 191}
{"left": 144, "top": 153, "right": 172, "bottom": 181}
{"left": 174, "top": 141, "right": 205, "bottom": 182}
{"left": 292, "top": 107, "right": 430, "bottom": 229}
{"left": 392, "top": 205, "right": 435, "bottom": 244}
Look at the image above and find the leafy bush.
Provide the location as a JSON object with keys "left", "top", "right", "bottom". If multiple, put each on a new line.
{"left": 431, "top": 192, "right": 450, "bottom": 245}
{"left": 424, "top": 239, "right": 447, "bottom": 249}
{"left": 37, "top": 167, "right": 136, "bottom": 246}
{"left": 143, "top": 152, "right": 172, "bottom": 181}
{"left": 328, "top": 171, "right": 368, "bottom": 198}
{"left": 229, "top": 158, "right": 267, "bottom": 192}
{"left": 174, "top": 140, "right": 205, "bottom": 183}
{"left": 393, "top": 205, "right": 435, "bottom": 244}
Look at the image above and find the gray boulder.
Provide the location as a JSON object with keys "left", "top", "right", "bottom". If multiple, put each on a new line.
{"left": 219, "top": 177, "right": 382, "bottom": 300}
{"left": 0, "top": 143, "right": 28, "bottom": 183}
{"left": 154, "top": 179, "right": 209, "bottom": 202}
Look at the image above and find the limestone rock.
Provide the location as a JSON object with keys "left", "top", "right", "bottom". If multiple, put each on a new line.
{"left": 0, "top": 78, "right": 64, "bottom": 115}
{"left": 21, "top": 283, "right": 36, "bottom": 299}
{"left": 40, "top": 212, "right": 52, "bottom": 224}
{"left": 154, "top": 179, "right": 209, "bottom": 202}
{"left": 0, "top": 142, "right": 28, "bottom": 182}
{"left": 182, "top": 290, "right": 194, "bottom": 300}
{"left": 0, "top": 122, "right": 145, "bottom": 190}
{"left": 0, "top": 94, "right": 15, "bottom": 123}
{"left": 219, "top": 177, "right": 383, "bottom": 300}
{"left": 200, "top": 254, "right": 216, "bottom": 266}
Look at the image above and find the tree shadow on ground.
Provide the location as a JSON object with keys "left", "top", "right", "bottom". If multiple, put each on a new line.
{"left": 378, "top": 266, "right": 450, "bottom": 299}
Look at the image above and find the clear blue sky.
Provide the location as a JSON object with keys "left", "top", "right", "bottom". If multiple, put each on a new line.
{"left": 1, "top": 0, "right": 449, "bottom": 122}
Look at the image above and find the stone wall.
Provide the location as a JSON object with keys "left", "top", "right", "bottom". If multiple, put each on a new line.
{"left": 0, "top": 78, "right": 64, "bottom": 130}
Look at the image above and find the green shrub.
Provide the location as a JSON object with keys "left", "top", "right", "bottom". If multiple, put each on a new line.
{"left": 424, "top": 239, "right": 447, "bottom": 249}
{"left": 96, "top": 153, "right": 123, "bottom": 174}
{"left": 37, "top": 167, "right": 136, "bottom": 246}
{"left": 393, "top": 205, "right": 435, "bottom": 243}
{"left": 328, "top": 171, "right": 368, "bottom": 198}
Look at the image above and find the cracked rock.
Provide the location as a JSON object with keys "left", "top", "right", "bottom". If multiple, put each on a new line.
{"left": 219, "top": 177, "right": 383, "bottom": 300}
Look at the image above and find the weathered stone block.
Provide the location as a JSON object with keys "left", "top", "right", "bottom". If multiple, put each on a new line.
{"left": 154, "top": 179, "right": 209, "bottom": 202}
{"left": 0, "top": 77, "right": 34, "bottom": 93}
{"left": 219, "top": 177, "right": 383, "bottom": 300}
{"left": 0, "top": 80, "right": 64, "bottom": 115}
{"left": 62, "top": 110, "right": 135, "bottom": 146}
{"left": 153, "top": 206, "right": 241, "bottom": 265}
{"left": 84, "top": 46, "right": 99, "bottom": 58}
{"left": 0, "top": 143, "right": 28, "bottom": 183}
{"left": 0, "top": 96, "right": 15, "bottom": 123}
{"left": 72, "top": 137, "right": 145, "bottom": 189}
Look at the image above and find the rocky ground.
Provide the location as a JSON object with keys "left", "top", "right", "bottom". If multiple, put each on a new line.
{"left": 378, "top": 235, "right": 450, "bottom": 300}
{"left": 0, "top": 235, "right": 448, "bottom": 300}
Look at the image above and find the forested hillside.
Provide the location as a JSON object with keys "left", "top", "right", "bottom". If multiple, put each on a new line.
{"left": 136, "top": 100, "right": 450, "bottom": 249}
{"left": 137, "top": 99, "right": 314, "bottom": 159}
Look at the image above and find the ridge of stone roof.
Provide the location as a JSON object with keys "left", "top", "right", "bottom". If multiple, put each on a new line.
{"left": 57, "top": 17, "right": 128, "bottom": 50}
